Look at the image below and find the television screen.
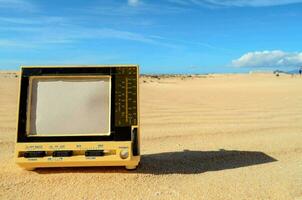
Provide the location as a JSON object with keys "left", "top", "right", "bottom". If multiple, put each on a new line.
{"left": 27, "top": 76, "right": 111, "bottom": 136}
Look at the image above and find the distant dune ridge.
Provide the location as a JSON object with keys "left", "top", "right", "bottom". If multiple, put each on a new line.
{"left": 0, "top": 71, "right": 19, "bottom": 78}
{"left": 0, "top": 71, "right": 302, "bottom": 200}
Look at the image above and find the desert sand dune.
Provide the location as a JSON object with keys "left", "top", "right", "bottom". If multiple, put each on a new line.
{"left": 0, "top": 72, "right": 302, "bottom": 200}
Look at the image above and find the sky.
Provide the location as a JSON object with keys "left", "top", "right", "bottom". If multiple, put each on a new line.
{"left": 0, "top": 0, "right": 302, "bottom": 74}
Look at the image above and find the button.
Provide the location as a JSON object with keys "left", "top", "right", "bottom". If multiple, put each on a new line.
{"left": 52, "top": 151, "right": 73, "bottom": 157}
{"left": 120, "top": 149, "right": 129, "bottom": 159}
{"left": 24, "top": 151, "right": 46, "bottom": 158}
{"left": 85, "top": 150, "right": 104, "bottom": 157}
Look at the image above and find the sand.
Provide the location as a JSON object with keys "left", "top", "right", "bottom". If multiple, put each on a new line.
{"left": 0, "top": 72, "right": 302, "bottom": 200}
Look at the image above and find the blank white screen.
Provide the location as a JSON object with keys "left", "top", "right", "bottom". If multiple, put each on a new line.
{"left": 28, "top": 77, "right": 111, "bottom": 136}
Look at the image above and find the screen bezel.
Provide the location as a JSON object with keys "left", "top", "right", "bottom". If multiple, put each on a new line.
{"left": 17, "top": 66, "right": 136, "bottom": 142}
{"left": 26, "top": 75, "right": 112, "bottom": 137}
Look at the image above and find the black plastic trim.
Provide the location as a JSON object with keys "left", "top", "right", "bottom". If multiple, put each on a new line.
{"left": 24, "top": 151, "right": 46, "bottom": 158}
{"left": 52, "top": 150, "right": 73, "bottom": 157}
{"left": 132, "top": 128, "right": 139, "bottom": 156}
{"left": 85, "top": 150, "right": 104, "bottom": 157}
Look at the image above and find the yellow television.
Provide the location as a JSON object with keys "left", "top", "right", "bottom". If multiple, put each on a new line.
{"left": 15, "top": 65, "right": 140, "bottom": 170}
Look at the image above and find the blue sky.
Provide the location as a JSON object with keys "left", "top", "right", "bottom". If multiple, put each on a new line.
{"left": 1, "top": 0, "right": 302, "bottom": 73}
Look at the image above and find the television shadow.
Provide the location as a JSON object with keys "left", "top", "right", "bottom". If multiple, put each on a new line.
{"left": 35, "top": 149, "right": 277, "bottom": 175}
{"left": 137, "top": 149, "right": 277, "bottom": 174}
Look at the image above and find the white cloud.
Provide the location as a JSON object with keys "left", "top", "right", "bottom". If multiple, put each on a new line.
{"left": 0, "top": 39, "right": 26, "bottom": 47}
{"left": 0, "top": 0, "right": 37, "bottom": 11}
{"left": 89, "top": 1, "right": 187, "bottom": 17}
{"left": 0, "top": 16, "right": 64, "bottom": 25}
{"left": 128, "top": 0, "right": 140, "bottom": 6}
{"left": 170, "top": 0, "right": 302, "bottom": 7}
{"left": 232, "top": 50, "right": 302, "bottom": 68}
{"left": 167, "top": 0, "right": 191, "bottom": 5}
{"left": 205, "top": 0, "right": 302, "bottom": 7}
{"left": 84, "top": 28, "right": 156, "bottom": 44}
{"left": 0, "top": 16, "right": 179, "bottom": 49}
